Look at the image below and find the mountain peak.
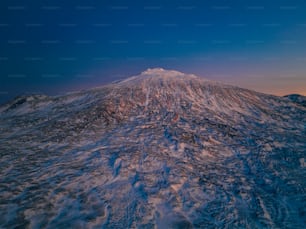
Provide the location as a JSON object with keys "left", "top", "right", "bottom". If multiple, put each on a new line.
{"left": 141, "top": 68, "right": 185, "bottom": 77}
{"left": 120, "top": 68, "right": 199, "bottom": 85}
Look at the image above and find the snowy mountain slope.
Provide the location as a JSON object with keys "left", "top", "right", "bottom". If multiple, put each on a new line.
{"left": 285, "top": 94, "right": 306, "bottom": 107}
{"left": 0, "top": 68, "right": 305, "bottom": 228}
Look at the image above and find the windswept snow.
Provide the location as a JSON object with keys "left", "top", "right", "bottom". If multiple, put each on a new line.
{"left": 0, "top": 68, "right": 305, "bottom": 228}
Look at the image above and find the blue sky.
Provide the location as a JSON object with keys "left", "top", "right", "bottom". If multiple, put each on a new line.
{"left": 1, "top": 0, "right": 306, "bottom": 103}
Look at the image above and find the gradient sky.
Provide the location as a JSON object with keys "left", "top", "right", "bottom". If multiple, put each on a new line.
{"left": 1, "top": 0, "right": 306, "bottom": 103}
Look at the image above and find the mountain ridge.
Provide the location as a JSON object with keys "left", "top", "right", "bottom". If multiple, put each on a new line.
{"left": 1, "top": 68, "right": 304, "bottom": 113}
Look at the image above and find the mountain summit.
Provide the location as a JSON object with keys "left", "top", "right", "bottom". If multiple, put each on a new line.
{"left": 139, "top": 67, "right": 197, "bottom": 79}
{"left": 0, "top": 69, "right": 305, "bottom": 228}
{"left": 119, "top": 67, "right": 199, "bottom": 84}
{"left": 141, "top": 67, "right": 188, "bottom": 76}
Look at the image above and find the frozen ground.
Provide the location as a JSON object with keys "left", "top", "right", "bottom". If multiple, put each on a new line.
{"left": 0, "top": 68, "right": 305, "bottom": 228}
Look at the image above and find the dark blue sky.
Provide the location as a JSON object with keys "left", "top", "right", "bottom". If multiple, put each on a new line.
{"left": 1, "top": 0, "right": 306, "bottom": 103}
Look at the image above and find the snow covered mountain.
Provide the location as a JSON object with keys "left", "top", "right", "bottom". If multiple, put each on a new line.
{"left": 0, "top": 68, "right": 305, "bottom": 228}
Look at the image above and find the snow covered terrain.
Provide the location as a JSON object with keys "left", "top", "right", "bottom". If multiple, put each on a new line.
{"left": 0, "top": 68, "right": 305, "bottom": 228}
{"left": 284, "top": 94, "right": 306, "bottom": 107}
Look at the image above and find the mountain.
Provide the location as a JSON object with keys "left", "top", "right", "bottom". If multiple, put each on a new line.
{"left": 0, "top": 68, "right": 305, "bottom": 228}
